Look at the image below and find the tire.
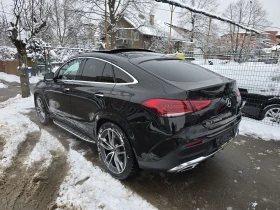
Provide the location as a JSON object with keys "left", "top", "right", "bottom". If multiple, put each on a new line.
{"left": 97, "top": 122, "right": 139, "bottom": 180}
{"left": 35, "top": 95, "right": 52, "bottom": 125}
{"left": 261, "top": 104, "right": 280, "bottom": 123}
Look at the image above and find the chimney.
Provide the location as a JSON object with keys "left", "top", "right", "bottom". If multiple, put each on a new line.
{"left": 150, "top": 14, "right": 154, "bottom": 25}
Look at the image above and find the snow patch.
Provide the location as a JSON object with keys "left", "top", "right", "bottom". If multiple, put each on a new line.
{"left": 0, "top": 72, "right": 42, "bottom": 84}
{"left": 0, "top": 82, "right": 7, "bottom": 88}
{"left": 0, "top": 95, "right": 39, "bottom": 174}
{"left": 0, "top": 72, "right": 20, "bottom": 83}
{"left": 192, "top": 60, "right": 280, "bottom": 96}
{"left": 24, "top": 129, "right": 66, "bottom": 168}
{"left": 250, "top": 201, "right": 258, "bottom": 209}
{"left": 239, "top": 119, "right": 280, "bottom": 141}
{"left": 56, "top": 149, "right": 157, "bottom": 210}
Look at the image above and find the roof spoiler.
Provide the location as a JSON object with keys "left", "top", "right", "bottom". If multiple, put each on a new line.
{"left": 99, "top": 49, "right": 154, "bottom": 54}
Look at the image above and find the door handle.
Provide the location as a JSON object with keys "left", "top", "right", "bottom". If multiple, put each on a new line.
{"left": 95, "top": 93, "right": 104, "bottom": 98}
{"left": 63, "top": 88, "right": 70, "bottom": 92}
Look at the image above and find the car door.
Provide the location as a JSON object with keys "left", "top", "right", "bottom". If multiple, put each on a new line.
{"left": 44, "top": 58, "right": 83, "bottom": 123}
{"left": 69, "top": 58, "right": 116, "bottom": 137}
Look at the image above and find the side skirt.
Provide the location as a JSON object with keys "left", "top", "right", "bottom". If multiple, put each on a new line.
{"left": 53, "top": 120, "right": 96, "bottom": 143}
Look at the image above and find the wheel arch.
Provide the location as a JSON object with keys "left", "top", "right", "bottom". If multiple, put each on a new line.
{"left": 94, "top": 113, "right": 139, "bottom": 159}
{"left": 34, "top": 90, "right": 50, "bottom": 113}
{"left": 95, "top": 113, "right": 135, "bottom": 141}
{"left": 260, "top": 100, "right": 280, "bottom": 119}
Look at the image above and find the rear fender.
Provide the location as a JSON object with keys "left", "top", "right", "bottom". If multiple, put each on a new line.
{"left": 94, "top": 112, "right": 136, "bottom": 147}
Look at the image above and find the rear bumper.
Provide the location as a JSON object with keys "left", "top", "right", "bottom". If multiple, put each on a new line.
{"left": 168, "top": 130, "right": 238, "bottom": 172}
{"left": 138, "top": 118, "right": 240, "bottom": 171}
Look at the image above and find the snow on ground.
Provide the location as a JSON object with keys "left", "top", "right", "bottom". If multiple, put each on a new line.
{"left": 0, "top": 94, "right": 39, "bottom": 174}
{"left": 56, "top": 149, "right": 157, "bottom": 210}
{"left": 24, "top": 129, "right": 66, "bottom": 169}
{"left": 0, "top": 72, "right": 43, "bottom": 84}
{"left": 0, "top": 82, "right": 7, "bottom": 88}
{"left": 0, "top": 94, "right": 156, "bottom": 210}
{"left": 240, "top": 118, "right": 280, "bottom": 141}
{"left": 0, "top": 72, "right": 19, "bottom": 83}
{"left": 192, "top": 59, "right": 280, "bottom": 96}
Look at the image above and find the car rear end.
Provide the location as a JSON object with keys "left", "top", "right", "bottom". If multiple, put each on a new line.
{"left": 127, "top": 55, "right": 243, "bottom": 172}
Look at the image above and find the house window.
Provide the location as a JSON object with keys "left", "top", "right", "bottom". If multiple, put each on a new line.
{"left": 117, "top": 30, "right": 128, "bottom": 39}
{"left": 134, "top": 32, "right": 139, "bottom": 41}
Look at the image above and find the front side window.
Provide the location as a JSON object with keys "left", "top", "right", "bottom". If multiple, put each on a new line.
{"left": 57, "top": 59, "right": 82, "bottom": 80}
{"left": 81, "top": 59, "right": 106, "bottom": 82}
{"left": 113, "top": 66, "right": 134, "bottom": 83}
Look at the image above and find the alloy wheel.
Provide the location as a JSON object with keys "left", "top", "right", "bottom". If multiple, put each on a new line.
{"left": 265, "top": 107, "right": 280, "bottom": 124}
{"left": 36, "top": 97, "right": 46, "bottom": 123}
{"left": 98, "top": 128, "right": 127, "bottom": 174}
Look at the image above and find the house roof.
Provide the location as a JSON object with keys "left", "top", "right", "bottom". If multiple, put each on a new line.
{"left": 271, "top": 45, "right": 280, "bottom": 51}
{"left": 123, "top": 15, "right": 185, "bottom": 41}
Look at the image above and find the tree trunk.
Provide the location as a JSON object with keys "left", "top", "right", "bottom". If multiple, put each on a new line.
{"left": 110, "top": 31, "right": 116, "bottom": 49}
{"left": 239, "top": 31, "right": 248, "bottom": 59}
{"left": 17, "top": 46, "right": 31, "bottom": 98}
{"left": 191, "top": 13, "right": 195, "bottom": 43}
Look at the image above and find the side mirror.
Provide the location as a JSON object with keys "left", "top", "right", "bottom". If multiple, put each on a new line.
{"left": 44, "top": 72, "right": 54, "bottom": 81}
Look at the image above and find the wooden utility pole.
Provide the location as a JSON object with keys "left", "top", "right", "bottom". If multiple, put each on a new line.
{"left": 104, "top": 0, "right": 109, "bottom": 50}
{"left": 231, "top": 24, "right": 236, "bottom": 53}
{"left": 168, "top": 5, "right": 175, "bottom": 53}
{"left": 204, "top": 17, "right": 212, "bottom": 64}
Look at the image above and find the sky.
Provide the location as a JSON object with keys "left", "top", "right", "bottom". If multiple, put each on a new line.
{"left": 155, "top": 0, "right": 280, "bottom": 32}
{"left": 1, "top": 0, "right": 279, "bottom": 32}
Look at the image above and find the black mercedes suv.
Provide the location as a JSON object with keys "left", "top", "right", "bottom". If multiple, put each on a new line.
{"left": 34, "top": 49, "right": 242, "bottom": 179}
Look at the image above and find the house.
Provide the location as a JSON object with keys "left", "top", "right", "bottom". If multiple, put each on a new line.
{"left": 220, "top": 30, "right": 280, "bottom": 51}
{"left": 264, "top": 31, "right": 280, "bottom": 45}
{"left": 115, "top": 14, "right": 186, "bottom": 52}
{"left": 165, "top": 23, "right": 203, "bottom": 53}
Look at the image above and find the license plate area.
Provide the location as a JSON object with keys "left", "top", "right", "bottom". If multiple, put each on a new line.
{"left": 216, "top": 130, "right": 234, "bottom": 148}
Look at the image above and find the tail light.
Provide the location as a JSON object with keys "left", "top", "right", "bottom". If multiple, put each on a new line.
{"left": 186, "top": 140, "right": 202, "bottom": 147}
{"left": 142, "top": 99, "right": 211, "bottom": 117}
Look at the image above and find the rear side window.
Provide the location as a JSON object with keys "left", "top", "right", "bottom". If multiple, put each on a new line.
{"left": 113, "top": 66, "right": 134, "bottom": 83}
{"left": 100, "top": 64, "right": 114, "bottom": 83}
{"left": 81, "top": 59, "right": 105, "bottom": 82}
{"left": 139, "top": 59, "right": 218, "bottom": 82}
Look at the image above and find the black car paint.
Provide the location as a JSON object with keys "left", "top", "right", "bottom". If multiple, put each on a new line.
{"left": 34, "top": 51, "right": 242, "bottom": 171}
{"left": 239, "top": 88, "right": 280, "bottom": 120}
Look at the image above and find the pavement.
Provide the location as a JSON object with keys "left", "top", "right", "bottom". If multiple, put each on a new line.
{"left": 1, "top": 79, "right": 280, "bottom": 210}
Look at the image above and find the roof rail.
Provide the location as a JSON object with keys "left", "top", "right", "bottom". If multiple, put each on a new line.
{"left": 100, "top": 48, "right": 154, "bottom": 54}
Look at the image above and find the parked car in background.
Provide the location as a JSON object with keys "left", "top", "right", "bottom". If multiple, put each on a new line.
{"left": 34, "top": 49, "right": 243, "bottom": 179}
{"left": 239, "top": 88, "right": 280, "bottom": 123}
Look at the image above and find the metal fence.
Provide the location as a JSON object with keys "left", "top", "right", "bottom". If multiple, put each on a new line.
{"left": 188, "top": 53, "right": 280, "bottom": 126}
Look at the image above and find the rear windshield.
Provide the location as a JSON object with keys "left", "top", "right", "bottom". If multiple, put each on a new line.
{"left": 139, "top": 59, "right": 219, "bottom": 82}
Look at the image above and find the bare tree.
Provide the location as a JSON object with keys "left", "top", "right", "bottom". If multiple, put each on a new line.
{"left": 177, "top": 0, "right": 219, "bottom": 52}
{"left": 223, "top": 0, "right": 271, "bottom": 54}
{"left": 78, "top": 0, "right": 156, "bottom": 49}
{"left": 49, "top": 0, "right": 84, "bottom": 47}
{"left": 0, "top": 15, "right": 12, "bottom": 46}
{"left": 7, "top": 0, "right": 49, "bottom": 97}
